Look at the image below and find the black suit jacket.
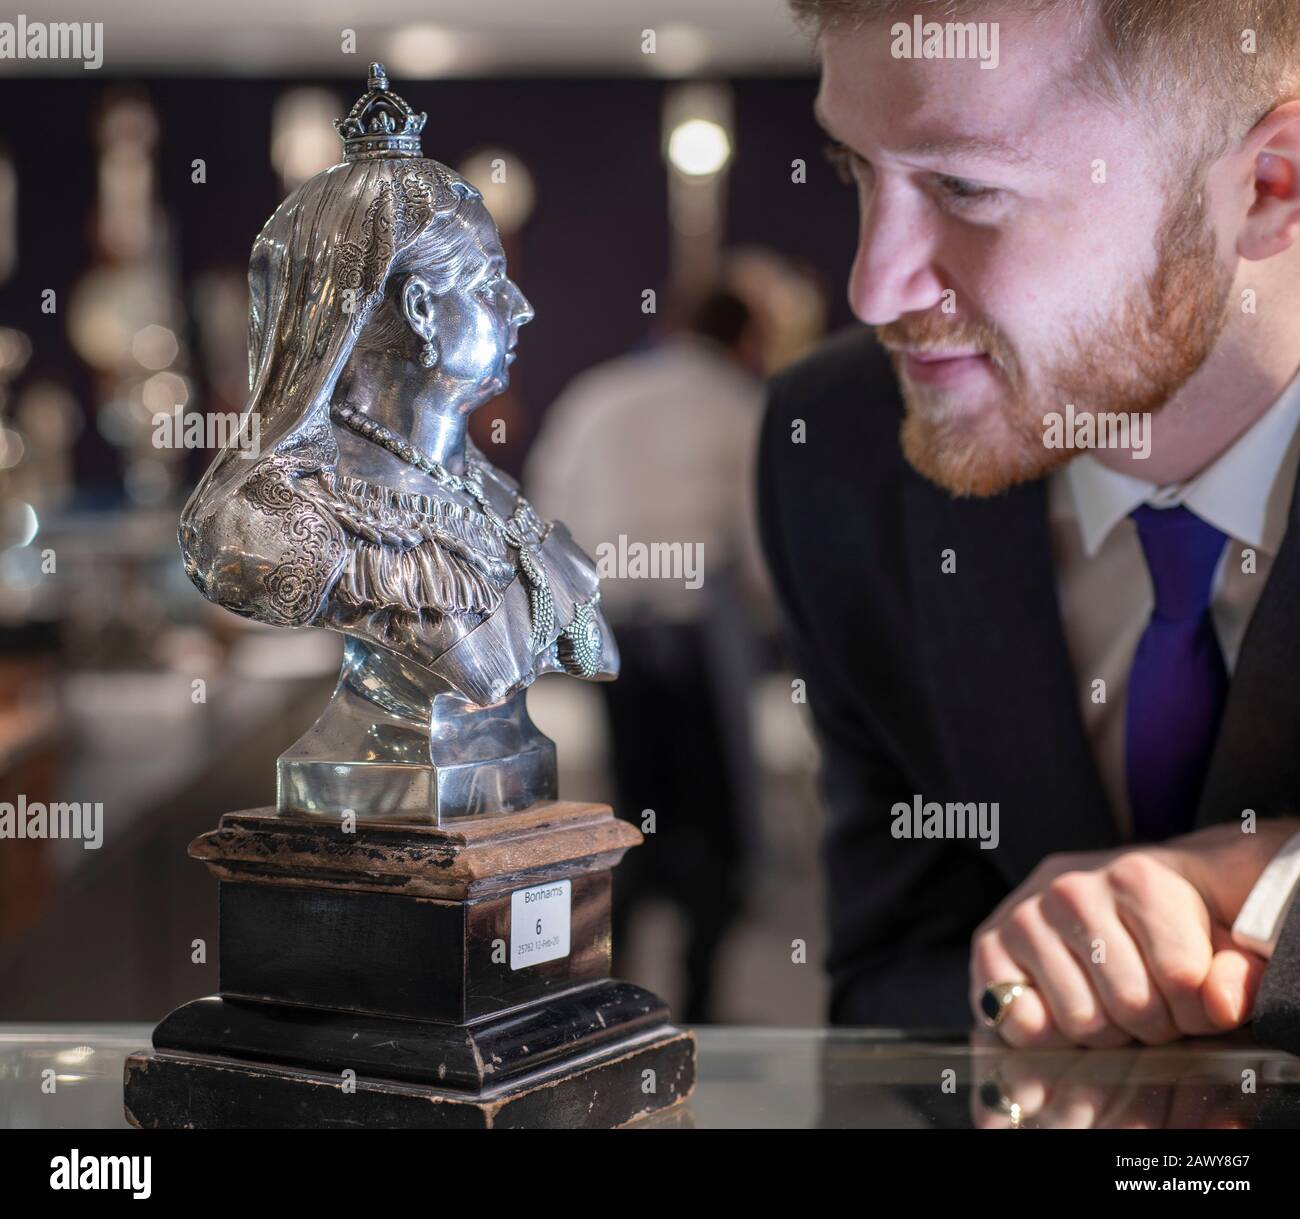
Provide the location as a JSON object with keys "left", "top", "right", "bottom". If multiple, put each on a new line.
{"left": 757, "top": 326, "right": 1300, "bottom": 1054}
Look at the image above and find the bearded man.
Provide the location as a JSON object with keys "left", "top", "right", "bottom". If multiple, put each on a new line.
{"left": 759, "top": 0, "right": 1300, "bottom": 1055}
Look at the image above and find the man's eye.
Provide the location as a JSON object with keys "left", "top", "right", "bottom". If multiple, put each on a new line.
{"left": 934, "top": 175, "right": 1002, "bottom": 208}
{"left": 823, "top": 139, "right": 866, "bottom": 186}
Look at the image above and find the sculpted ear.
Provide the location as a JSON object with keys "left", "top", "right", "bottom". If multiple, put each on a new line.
{"left": 399, "top": 273, "right": 438, "bottom": 344}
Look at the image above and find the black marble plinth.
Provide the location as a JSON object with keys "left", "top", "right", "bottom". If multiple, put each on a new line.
{"left": 124, "top": 981, "right": 695, "bottom": 1129}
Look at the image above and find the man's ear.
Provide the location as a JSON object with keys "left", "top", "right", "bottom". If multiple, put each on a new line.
{"left": 400, "top": 273, "right": 438, "bottom": 344}
{"left": 1238, "top": 100, "right": 1300, "bottom": 261}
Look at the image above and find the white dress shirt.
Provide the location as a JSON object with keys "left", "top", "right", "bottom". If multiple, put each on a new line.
{"left": 1047, "top": 364, "right": 1300, "bottom": 958}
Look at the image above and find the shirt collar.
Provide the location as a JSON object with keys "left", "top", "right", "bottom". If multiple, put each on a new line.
{"left": 1057, "top": 364, "right": 1300, "bottom": 559}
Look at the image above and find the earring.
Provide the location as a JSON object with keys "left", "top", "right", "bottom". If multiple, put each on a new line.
{"left": 420, "top": 339, "right": 438, "bottom": 369}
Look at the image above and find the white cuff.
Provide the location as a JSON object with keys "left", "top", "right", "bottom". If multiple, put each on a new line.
{"left": 1231, "top": 830, "right": 1300, "bottom": 959}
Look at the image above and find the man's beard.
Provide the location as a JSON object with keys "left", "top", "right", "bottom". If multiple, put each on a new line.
{"left": 880, "top": 180, "right": 1236, "bottom": 498}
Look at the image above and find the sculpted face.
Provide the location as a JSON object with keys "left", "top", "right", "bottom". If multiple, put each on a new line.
{"left": 415, "top": 202, "right": 534, "bottom": 413}
{"left": 816, "top": 7, "right": 1237, "bottom": 496}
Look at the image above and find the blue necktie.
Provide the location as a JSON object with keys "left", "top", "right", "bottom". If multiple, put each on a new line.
{"left": 1124, "top": 504, "right": 1229, "bottom": 841}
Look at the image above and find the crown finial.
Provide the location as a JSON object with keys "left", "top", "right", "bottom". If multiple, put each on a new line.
{"left": 334, "top": 63, "right": 427, "bottom": 163}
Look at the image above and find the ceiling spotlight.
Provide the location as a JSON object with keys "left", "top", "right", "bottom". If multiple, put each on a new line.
{"left": 667, "top": 119, "right": 732, "bottom": 177}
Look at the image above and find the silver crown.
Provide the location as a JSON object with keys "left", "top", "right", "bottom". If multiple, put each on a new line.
{"left": 334, "top": 63, "right": 428, "bottom": 163}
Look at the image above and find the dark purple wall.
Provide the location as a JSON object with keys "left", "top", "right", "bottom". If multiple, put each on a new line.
{"left": 0, "top": 74, "right": 859, "bottom": 497}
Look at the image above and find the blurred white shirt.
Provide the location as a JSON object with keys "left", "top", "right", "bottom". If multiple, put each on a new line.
{"left": 524, "top": 334, "right": 769, "bottom": 624}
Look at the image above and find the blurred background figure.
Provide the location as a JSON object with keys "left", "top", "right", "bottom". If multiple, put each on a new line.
{"left": 526, "top": 275, "right": 771, "bottom": 1022}
{"left": 0, "top": 1, "right": 853, "bottom": 1028}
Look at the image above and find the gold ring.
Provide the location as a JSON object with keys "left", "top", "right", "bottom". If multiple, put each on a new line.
{"left": 980, "top": 980, "right": 1030, "bottom": 1028}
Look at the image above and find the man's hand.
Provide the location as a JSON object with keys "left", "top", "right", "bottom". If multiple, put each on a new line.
{"left": 970, "top": 817, "right": 1299, "bottom": 1047}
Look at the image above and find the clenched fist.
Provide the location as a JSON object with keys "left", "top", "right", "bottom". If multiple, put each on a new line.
{"left": 970, "top": 818, "right": 1299, "bottom": 1047}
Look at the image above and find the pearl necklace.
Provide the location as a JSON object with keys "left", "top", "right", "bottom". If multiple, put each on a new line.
{"left": 330, "top": 401, "right": 555, "bottom": 652}
{"left": 331, "top": 401, "right": 485, "bottom": 494}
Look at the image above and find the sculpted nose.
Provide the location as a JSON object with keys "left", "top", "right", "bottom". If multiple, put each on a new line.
{"left": 510, "top": 283, "right": 534, "bottom": 327}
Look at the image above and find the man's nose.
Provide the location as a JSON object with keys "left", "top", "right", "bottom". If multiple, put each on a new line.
{"left": 847, "top": 188, "right": 948, "bottom": 326}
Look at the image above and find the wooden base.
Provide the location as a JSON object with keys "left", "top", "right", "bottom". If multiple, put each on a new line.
{"left": 123, "top": 803, "right": 697, "bottom": 1129}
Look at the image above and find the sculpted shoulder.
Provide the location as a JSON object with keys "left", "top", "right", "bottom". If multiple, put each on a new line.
{"left": 179, "top": 445, "right": 347, "bottom": 627}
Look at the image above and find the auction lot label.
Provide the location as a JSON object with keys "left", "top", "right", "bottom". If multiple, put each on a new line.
{"left": 510, "top": 879, "right": 571, "bottom": 969}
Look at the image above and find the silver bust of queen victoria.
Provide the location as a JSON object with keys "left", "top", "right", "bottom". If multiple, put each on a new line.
{"left": 179, "top": 64, "right": 617, "bottom": 822}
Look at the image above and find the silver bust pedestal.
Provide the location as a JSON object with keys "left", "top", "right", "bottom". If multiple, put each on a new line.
{"left": 278, "top": 636, "right": 557, "bottom": 821}
{"left": 124, "top": 63, "right": 695, "bottom": 1129}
